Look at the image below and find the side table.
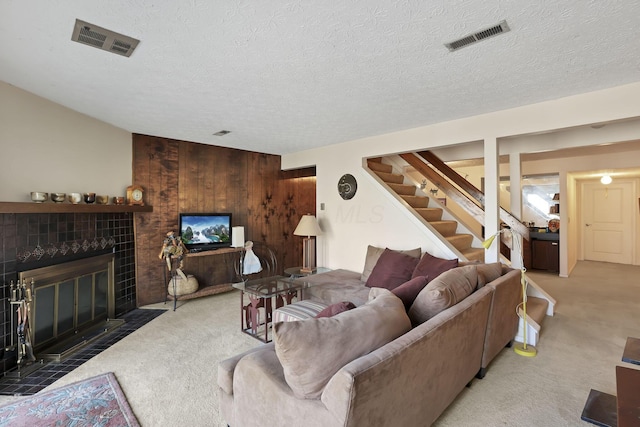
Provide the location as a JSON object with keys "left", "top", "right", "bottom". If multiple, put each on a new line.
{"left": 581, "top": 336, "right": 640, "bottom": 427}
{"left": 232, "top": 276, "right": 303, "bottom": 343}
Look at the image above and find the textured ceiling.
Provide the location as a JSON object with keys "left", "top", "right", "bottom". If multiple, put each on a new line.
{"left": 2, "top": 1, "right": 640, "bottom": 155}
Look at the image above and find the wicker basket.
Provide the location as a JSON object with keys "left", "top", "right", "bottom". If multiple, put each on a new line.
{"left": 168, "top": 274, "right": 199, "bottom": 296}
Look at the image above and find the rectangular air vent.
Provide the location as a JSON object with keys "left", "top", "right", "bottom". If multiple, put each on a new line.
{"left": 444, "top": 20, "right": 510, "bottom": 52}
{"left": 71, "top": 19, "right": 139, "bottom": 57}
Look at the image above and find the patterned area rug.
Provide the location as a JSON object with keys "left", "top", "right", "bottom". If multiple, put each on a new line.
{"left": 0, "top": 372, "right": 139, "bottom": 427}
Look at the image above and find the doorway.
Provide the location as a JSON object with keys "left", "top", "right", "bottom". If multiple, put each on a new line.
{"left": 581, "top": 179, "right": 636, "bottom": 264}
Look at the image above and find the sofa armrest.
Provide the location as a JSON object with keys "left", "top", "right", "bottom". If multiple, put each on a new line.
{"left": 217, "top": 342, "right": 274, "bottom": 395}
{"left": 229, "top": 346, "right": 340, "bottom": 427}
{"left": 481, "top": 268, "right": 522, "bottom": 370}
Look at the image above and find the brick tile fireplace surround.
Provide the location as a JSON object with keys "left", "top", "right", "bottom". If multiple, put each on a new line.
{"left": 0, "top": 211, "right": 137, "bottom": 376}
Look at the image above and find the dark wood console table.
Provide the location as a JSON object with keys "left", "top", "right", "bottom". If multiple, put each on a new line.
{"left": 581, "top": 337, "right": 640, "bottom": 427}
{"left": 165, "top": 247, "right": 243, "bottom": 310}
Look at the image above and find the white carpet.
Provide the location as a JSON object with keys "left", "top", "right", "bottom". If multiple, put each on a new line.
{"left": 1, "top": 260, "right": 638, "bottom": 426}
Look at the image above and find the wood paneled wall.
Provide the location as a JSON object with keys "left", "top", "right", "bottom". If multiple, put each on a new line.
{"left": 132, "top": 134, "right": 316, "bottom": 306}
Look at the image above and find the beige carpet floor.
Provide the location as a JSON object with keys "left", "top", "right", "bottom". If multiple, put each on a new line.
{"left": 1, "top": 260, "right": 638, "bottom": 426}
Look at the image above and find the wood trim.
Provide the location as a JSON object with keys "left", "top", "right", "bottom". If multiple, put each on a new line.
{"left": 0, "top": 202, "right": 152, "bottom": 214}
{"left": 280, "top": 166, "right": 316, "bottom": 179}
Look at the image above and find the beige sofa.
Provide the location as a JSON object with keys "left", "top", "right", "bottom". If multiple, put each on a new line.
{"left": 218, "top": 261, "right": 521, "bottom": 427}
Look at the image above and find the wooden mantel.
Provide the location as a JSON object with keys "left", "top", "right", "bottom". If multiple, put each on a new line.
{"left": 0, "top": 201, "right": 153, "bottom": 214}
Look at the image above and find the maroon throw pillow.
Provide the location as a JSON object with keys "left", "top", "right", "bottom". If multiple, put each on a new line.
{"left": 411, "top": 252, "right": 458, "bottom": 281}
{"left": 366, "top": 248, "right": 420, "bottom": 290}
{"left": 391, "top": 276, "right": 429, "bottom": 310}
{"left": 315, "top": 301, "right": 356, "bottom": 318}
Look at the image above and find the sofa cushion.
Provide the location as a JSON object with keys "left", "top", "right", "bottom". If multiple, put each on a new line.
{"left": 391, "top": 275, "right": 429, "bottom": 310}
{"left": 273, "top": 288, "right": 411, "bottom": 399}
{"left": 408, "top": 265, "right": 478, "bottom": 325}
{"left": 361, "top": 245, "right": 421, "bottom": 282}
{"left": 315, "top": 301, "right": 356, "bottom": 318}
{"left": 477, "top": 262, "right": 504, "bottom": 288}
{"left": 411, "top": 252, "right": 458, "bottom": 281}
{"left": 366, "top": 249, "right": 420, "bottom": 290}
{"left": 274, "top": 300, "right": 329, "bottom": 323}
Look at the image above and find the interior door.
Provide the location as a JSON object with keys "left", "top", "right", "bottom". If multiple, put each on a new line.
{"left": 582, "top": 180, "right": 634, "bottom": 264}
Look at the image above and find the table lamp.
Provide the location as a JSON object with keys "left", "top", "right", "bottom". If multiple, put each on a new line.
{"left": 293, "top": 214, "right": 322, "bottom": 273}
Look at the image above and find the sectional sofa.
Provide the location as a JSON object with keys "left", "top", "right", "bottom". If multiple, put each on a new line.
{"left": 218, "top": 246, "right": 522, "bottom": 426}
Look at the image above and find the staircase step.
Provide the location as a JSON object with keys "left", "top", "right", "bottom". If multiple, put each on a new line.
{"left": 388, "top": 183, "right": 417, "bottom": 196}
{"left": 429, "top": 220, "right": 458, "bottom": 236}
{"left": 415, "top": 207, "right": 443, "bottom": 222}
{"left": 367, "top": 160, "right": 393, "bottom": 174}
{"left": 373, "top": 170, "right": 405, "bottom": 184}
{"left": 461, "top": 248, "right": 485, "bottom": 262}
{"left": 519, "top": 297, "right": 549, "bottom": 332}
{"left": 401, "top": 195, "right": 430, "bottom": 208}
{"left": 446, "top": 234, "right": 473, "bottom": 251}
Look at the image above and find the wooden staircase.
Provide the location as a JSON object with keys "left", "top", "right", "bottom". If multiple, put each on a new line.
{"left": 368, "top": 159, "right": 484, "bottom": 262}
{"left": 366, "top": 156, "right": 556, "bottom": 349}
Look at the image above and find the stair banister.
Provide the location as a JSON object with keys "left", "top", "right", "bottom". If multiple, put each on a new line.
{"left": 413, "top": 151, "right": 530, "bottom": 241}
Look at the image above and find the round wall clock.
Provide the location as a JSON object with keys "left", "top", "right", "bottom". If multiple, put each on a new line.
{"left": 338, "top": 174, "right": 357, "bottom": 200}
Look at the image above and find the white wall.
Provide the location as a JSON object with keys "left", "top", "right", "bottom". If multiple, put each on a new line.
{"left": 282, "top": 82, "right": 640, "bottom": 272}
{"left": 0, "top": 81, "right": 132, "bottom": 202}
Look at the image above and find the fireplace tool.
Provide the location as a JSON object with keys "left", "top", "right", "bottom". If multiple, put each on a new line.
{"left": 10, "top": 279, "right": 36, "bottom": 367}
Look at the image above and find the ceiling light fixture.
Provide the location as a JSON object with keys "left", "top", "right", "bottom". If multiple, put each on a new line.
{"left": 600, "top": 175, "right": 612, "bottom": 185}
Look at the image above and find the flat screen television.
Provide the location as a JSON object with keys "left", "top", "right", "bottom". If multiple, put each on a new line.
{"left": 179, "top": 213, "right": 232, "bottom": 252}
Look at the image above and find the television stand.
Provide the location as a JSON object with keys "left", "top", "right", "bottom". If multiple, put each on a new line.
{"left": 165, "top": 246, "right": 243, "bottom": 310}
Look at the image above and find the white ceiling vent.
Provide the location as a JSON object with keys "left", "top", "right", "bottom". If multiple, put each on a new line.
{"left": 444, "top": 20, "right": 510, "bottom": 52}
{"left": 71, "top": 19, "right": 139, "bottom": 57}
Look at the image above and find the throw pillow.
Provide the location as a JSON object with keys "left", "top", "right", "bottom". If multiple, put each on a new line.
{"left": 408, "top": 265, "right": 478, "bottom": 325}
{"left": 315, "top": 301, "right": 356, "bottom": 318}
{"left": 273, "top": 288, "right": 411, "bottom": 399}
{"left": 365, "top": 249, "right": 420, "bottom": 290}
{"left": 476, "top": 262, "right": 504, "bottom": 288}
{"left": 411, "top": 252, "right": 458, "bottom": 281}
{"left": 360, "top": 245, "right": 421, "bottom": 282}
{"left": 391, "top": 275, "right": 429, "bottom": 310}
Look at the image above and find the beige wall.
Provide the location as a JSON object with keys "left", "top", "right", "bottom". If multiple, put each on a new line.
{"left": 282, "top": 82, "right": 640, "bottom": 273}
{"left": 0, "top": 81, "right": 132, "bottom": 202}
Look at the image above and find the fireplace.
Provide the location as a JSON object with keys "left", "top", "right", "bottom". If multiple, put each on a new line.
{"left": 0, "top": 210, "right": 137, "bottom": 376}
{"left": 13, "top": 252, "right": 122, "bottom": 365}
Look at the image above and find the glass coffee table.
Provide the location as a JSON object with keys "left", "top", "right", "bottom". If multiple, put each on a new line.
{"left": 232, "top": 276, "right": 303, "bottom": 343}
{"left": 284, "top": 266, "right": 332, "bottom": 278}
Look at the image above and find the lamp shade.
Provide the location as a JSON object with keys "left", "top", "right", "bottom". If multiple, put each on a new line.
{"left": 293, "top": 214, "right": 321, "bottom": 237}
{"left": 231, "top": 226, "right": 245, "bottom": 248}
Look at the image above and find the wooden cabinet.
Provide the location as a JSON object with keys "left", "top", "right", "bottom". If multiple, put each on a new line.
{"left": 531, "top": 239, "right": 559, "bottom": 272}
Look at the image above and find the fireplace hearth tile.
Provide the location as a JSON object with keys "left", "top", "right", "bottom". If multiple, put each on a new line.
{"left": 0, "top": 308, "right": 166, "bottom": 396}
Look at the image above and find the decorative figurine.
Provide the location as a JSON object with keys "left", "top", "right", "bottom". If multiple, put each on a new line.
{"left": 243, "top": 240, "right": 262, "bottom": 275}
{"left": 159, "top": 231, "right": 188, "bottom": 281}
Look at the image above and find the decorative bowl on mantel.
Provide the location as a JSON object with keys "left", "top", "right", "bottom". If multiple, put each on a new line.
{"left": 51, "top": 193, "right": 66, "bottom": 203}
{"left": 68, "top": 193, "right": 82, "bottom": 204}
{"left": 31, "top": 192, "right": 48, "bottom": 203}
{"left": 96, "top": 195, "right": 109, "bottom": 204}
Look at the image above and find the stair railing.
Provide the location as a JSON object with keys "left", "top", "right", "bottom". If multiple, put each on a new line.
{"left": 399, "top": 151, "right": 530, "bottom": 241}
